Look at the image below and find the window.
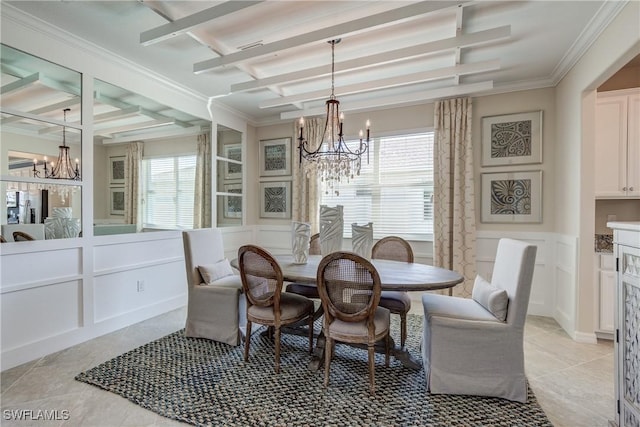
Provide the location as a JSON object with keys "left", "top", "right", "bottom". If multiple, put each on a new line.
{"left": 320, "top": 131, "right": 434, "bottom": 241}
{"left": 142, "top": 155, "right": 196, "bottom": 229}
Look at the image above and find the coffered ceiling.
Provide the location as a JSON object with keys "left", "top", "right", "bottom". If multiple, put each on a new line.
{"left": 1, "top": 1, "right": 627, "bottom": 126}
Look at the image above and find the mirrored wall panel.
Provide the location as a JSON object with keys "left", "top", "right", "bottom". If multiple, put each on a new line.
{"left": 216, "top": 125, "right": 242, "bottom": 227}
{"left": 1, "top": 44, "right": 83, "bottom": 241}
{"left": 93, "top": 79, "right": 212, "bottom": 235}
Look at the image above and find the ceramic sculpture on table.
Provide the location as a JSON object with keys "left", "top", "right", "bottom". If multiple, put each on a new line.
{"left": 291, "top": 221, "right": 311, "bottom": 264}
{"left": 352, "top": 222, "right": 373, "bottom": 259}
{"left": 44, "top": 207, "right": 81, "bottom": 239}
{"left": 319, "top": 205, "right": 343, "bottom": 255}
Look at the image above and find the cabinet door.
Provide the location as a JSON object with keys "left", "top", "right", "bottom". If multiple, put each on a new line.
{"left": 617, "top": 244, "right": 640, "bottom": 426}
{"left": 627, "top": 93, "right": 640, "bottom": 197}
{"left": 599, "top": 270, "right": 615, "bottom": 332}
{"left": 595, "top": 96, "right": 627, "bottom": 197}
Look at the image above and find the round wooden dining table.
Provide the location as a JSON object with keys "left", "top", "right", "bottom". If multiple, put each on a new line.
{"left": 273, "top": 254, "right": 463, "bottom": 292}
{"left": 232, "top": 253, "right": 464, "bottom": 370}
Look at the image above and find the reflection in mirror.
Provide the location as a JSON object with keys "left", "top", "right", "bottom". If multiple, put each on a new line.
{"left": 1, "top": 44, "right": 83, "bottom": 241}
{"left": 93, "top": 79, "right": 212, "bottom": 235}
{"left": 216, "top": 125, "right": 243, "bottom": 227}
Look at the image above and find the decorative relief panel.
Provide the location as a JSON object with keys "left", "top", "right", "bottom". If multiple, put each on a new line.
{"left": 624, "top": 408, "right": 640, "bottom": 427}
{"left": 624, "top": 281, "right": 640, "bottom": 420}
{"left": 623, "top": 253, "right": 640, "bottom": 278}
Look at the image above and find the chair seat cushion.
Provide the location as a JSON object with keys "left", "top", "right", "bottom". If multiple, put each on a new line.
{"left": 422, "top": 293, "right": 499, "bottom": 322}
{"left": 327, "top": 307, "right": 390, "bottom": 339}
{"left": 248, "top": 292, "right": 313, "bottom": 322}
{"left": 378, "top": 291, "right": 411, "bottom": 313}
{"left": 285, "top": 282, "right": 320, "bottom": 299}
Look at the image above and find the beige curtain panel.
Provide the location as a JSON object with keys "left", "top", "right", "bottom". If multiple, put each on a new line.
{"left": 291, "top": 118, "right": 323, "bottom": 233}
{"left": 433, "top": 97, "right": 477, "bottom": 298}
{"left": 124, "top": 141, "right": 143, "bottom": 229}
{"left": 194, "top": 133, "right": 212, "bottom": 229}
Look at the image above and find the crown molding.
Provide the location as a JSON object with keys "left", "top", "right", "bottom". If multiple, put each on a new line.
{"left": 550, "top": 0, "right": 628, "bottom": 85}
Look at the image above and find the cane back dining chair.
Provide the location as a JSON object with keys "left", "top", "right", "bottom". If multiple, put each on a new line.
{"left": 371, "top": 236, "right": 414, "bottom": 348}
{"left": 317, "top": 251, "right": 390, "bottom": 394}
{"left": 238, "top": 244, "right": 315, "bottom": 373}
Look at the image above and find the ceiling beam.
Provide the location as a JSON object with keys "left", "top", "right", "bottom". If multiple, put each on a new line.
{"left": 94, "top": 93, "right": 192, "bottom": 128}
{"left": 101, "top": 125, "right": 208, "bottom": 145}
{"left": 280, "top": 81, "right": 494, "bottom": 120}
{"left": 140, "top": 1, "right": 264, "bottom": 46}
{"left": 260, "top": 60, "right": 500, "bottom": 108}
{"left": 194, "top": 1, "right": 462, "bottom": 73}
{"left": 94, "top": 119, "right": 175, "bottom": 137}
{"left": 93, "top": 106, "right": 143, "bottom": 123}
{"left": 1, "top": 73, "right": 39, "bottom": 95}
{"left": 227, "top": 26, "right": 510, "bottom": 95}
{"left": 0, "top": 98, "right": 79, "bottom": 125}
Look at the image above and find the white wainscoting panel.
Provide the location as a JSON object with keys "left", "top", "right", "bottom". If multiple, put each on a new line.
{"left": 94, "top": 233, "right": 183, "bottom": 273}
{"left": 1, "top": 247, "right": 81, "bottom": 291}
{"left": 553, "top": 234, "right": 578, "bottom": 339}
{"left": 221, "top": 227, "right": 256, "bottom": 261}
{"left": 93, "top": 261, "right": 185, "bottom": 323}
{"left": 476, "top": 232, "right": 554, "bottom": 317}
{"left": 1, "top": 280, "right": 81, "bottom": 351}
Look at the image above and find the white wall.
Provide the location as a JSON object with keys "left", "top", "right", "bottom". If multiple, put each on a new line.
{"left": 555, "top": 1, "right": 640, "bottom": 339}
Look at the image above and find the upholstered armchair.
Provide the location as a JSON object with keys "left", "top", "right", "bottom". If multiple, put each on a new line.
{"left": 182, "top": 228, "right": 246, "bottom": 346}
{"left": 421, "top": 238, "right": 537, "bottom": 402}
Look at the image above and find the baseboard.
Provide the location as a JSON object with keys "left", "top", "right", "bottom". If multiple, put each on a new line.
{"left": 574, "top": 331, "right": 598, "bottom": 344}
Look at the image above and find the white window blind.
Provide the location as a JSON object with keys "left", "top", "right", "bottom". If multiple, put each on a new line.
{"left": 320, "top": 132, "right": 434, "bottom": 241}
{"left": 142, "top": 155, "right": 196, "bottom": 230}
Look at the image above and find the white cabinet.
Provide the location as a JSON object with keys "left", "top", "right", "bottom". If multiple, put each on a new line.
{"left": 608, "top": 222, "right": 640, "bottom": 427}
{"left": 595, "top": 89, "right": 640, "bottom": 198}
{"left": 598, "top": 253, "right": 615, "bottom": 334}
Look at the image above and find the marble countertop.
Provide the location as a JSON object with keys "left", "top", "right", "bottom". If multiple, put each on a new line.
{"left": 606, "top": 221, "right": 640, "bottom": 232}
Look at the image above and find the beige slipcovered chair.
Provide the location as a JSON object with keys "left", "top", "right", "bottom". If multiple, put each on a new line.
{"left": 317, "top": 251, "right": 390, "bottom": 395}
{"left": 238, "top": 245, "right": 315, "bottom": 373}
{"left": 421, "top": 238, "right": 537, "bottom": 402}
{"left": 372, "top": 236, "right": 414, "bottom": 348}
{"left": 182, "top": 228, "right": 246, "bottom": 346}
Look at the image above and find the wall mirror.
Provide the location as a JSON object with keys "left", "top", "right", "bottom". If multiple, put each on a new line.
{"left": 216, "top": 125, "right": 243, "bottom": 227}
{"left": 1, "top": 44, "right": 83, "bottom": 241}
{"left": 93, "top": 79, "right": 212, "bottom": 235}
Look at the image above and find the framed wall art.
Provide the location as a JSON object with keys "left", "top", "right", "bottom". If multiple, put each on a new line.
{"left": 481, "top": 111, "right": 542, "bottom": 166}
{"left": 259, "top": 138, "right": 292, "bottom": 177}
{"left": 109, "top": 156, "right": 125, "bottom": 185}
{"left": 109, "top": 187, "right": 125, "bottom": 216}
{"left": 223, "top": 183, "right": 242, "bottom": 219}
{"left": 223, "top": 144, "right": 242, "bottom": 180}
{"left": 259, "top": 181, "right": 291, "bottom": 219}
{"left": 481, "top": 171, "right": 542, "bottom": 223}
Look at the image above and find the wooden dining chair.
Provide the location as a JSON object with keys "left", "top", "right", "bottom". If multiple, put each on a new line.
{"left": 238, "top": 244, "right": 315, "bottom": 373}
{"left": 12, "top": 231, "right": 36, "bottom": 241}
{"left": 371, "top": 236, "right": 414, "bottom": 348}
{"left": 317, "top": 251, "right": 390, "bottom": 395}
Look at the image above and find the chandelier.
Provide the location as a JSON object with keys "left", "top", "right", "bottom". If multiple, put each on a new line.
{"left": 297, "top": 39, "right": 370, "bottom": 196}
{"left": 33, "top": 108, "right": 81, "bottom": 181}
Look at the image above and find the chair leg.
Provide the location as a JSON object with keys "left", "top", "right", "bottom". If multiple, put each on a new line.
{"left": 324, "top": 337, "right": 333, "bottom": 387}
{"left": 368, "top": 343, "right": 375, "bottom": 395}
{"left": 400, "top": 312, "right": 407, "bottom": 349}
{"left": 244, "top": 321, "right": 252, "bottom": 362}
{"left": 308, "top": 314, "right": 314, "bottom": 354}
{"left": 274, "top": 326, "right": 281, "bottom": 374}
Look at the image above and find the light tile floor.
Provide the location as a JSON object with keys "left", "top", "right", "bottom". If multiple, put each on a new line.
{"left": 1, "top": 304, "right": 614, "bottom": 427}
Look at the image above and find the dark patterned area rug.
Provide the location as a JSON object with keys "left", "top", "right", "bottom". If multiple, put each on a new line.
{"left": 76, "top": 314, "right": 551, "bottom": 426}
